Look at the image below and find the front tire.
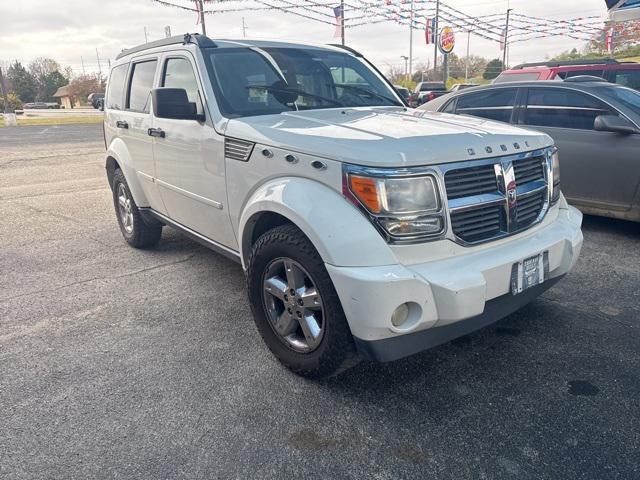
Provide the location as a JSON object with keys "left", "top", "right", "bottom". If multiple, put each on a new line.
{"left": 111, "top": 169, "right": 162, "bottom": 248}
{"left": 247, "top": 224, "right": 359, "bottom": 378}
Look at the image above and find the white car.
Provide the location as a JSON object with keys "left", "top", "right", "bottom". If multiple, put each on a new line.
{"left": 103, "top": 34, "right": 583, "bottom": 378}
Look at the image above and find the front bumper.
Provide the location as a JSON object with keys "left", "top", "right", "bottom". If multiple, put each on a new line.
{"left": 326, "top": 204, "right": 583, "bottom": 362}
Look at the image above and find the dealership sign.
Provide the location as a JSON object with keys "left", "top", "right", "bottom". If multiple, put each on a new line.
{"left": 438, "top": 27, "right": 455, "bottom": 54}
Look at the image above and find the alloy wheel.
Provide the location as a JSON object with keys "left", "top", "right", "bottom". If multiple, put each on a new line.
{"left": 117, "top": 183, "right": 134, "bottom": 234}
{"left": 262, "top": 257, "right": 325, "bottom": 352}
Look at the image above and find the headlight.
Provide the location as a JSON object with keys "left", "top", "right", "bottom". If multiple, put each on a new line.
{"left": 343, "top": 166, "right": 445, "bottom": 243}
{"left": 549, "top": 149, "right": 561, "bottom": 203}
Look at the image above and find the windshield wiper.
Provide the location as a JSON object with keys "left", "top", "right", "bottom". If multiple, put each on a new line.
{"left": 247, "top": 85, "right": 344, "bottom": 107}
{"left": 334, "top": 84, "right": 403, "bottom": 106}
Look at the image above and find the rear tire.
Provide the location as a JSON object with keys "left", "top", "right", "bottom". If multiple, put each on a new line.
{"left": 111, "top": 169, "right": 162, "bottom": 248}
{"left": 247, "top": 224, "right": 359, "bottom": 378}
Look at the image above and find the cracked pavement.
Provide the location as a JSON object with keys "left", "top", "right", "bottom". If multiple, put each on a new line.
{"left": 1, "top": 124, "right": 639, "bottom": 479}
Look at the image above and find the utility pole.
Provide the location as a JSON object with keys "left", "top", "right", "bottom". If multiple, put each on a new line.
{"left": 0, "top": 66, "right": 8, "bottom": 114}
{"left": 144, "top": 26, "right": 149, "bottom": 43}
{"left": 198, "top": 0, "right": 207, "bottom": 36}
{"left": 242, "top": 17, "right": 247, "bottom": 38}
{"left": 408, "top": 0, "right": 414, "bottom": 83}
{"left": 81, "top": 56, "right": 86, "bottom": 75}
{"left": 340, "top": 0, "right": 345, "bottom": 46}
{"left": 96, "top": 49, "right": 103, "bottom": 83}
{"left": 465, "top": 30, "right": 471, "bottom": 81}
{"left": 502, "top": 8, "right": 512, "bottom": 71}
{"left": 401, "top": 56, "right": 409, "bottom": 84}
{"left": 433, "top": 0, "right": 440, "bottom": 79}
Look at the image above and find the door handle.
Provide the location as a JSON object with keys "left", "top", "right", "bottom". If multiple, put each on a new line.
{"left": 115, "top": 120, "right": 129, "bottom": 129}
{"left": 147, "top": 128, "right": 165, "bottom": 138}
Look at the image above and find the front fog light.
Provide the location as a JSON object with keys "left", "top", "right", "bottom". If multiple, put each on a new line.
{"left": 379, "top": 216, "right": 443, "bottom": 237}
{"left": 391, "top": 303, "right": 410, "bottom": 327}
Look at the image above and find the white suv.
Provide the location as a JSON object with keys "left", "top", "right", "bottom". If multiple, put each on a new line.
{"left": 104, "top": 34, "right": 583, "bottom": 377}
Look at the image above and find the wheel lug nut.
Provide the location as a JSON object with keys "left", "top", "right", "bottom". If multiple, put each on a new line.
{"left": 297, "top": 299, "right": 303, "bottom": 306}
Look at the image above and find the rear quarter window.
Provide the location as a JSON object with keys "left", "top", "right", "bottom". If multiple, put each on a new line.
{"left": 105, "top": 64, "right": 128, "bottom": 110}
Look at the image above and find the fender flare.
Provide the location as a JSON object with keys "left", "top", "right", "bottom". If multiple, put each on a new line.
{"left": 105, "top": 137, "right": 150, "bottom": 207}
{"left": 238, "top": 177, "right": 397, "bottom": 269}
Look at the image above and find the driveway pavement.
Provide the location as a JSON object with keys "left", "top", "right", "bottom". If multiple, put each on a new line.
{"left": 1, "top": 124, "right": 639, "bottom": 479}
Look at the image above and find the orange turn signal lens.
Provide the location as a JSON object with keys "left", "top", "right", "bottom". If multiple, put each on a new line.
{"left": 350, "top": 175, "right": 381, "bottom": 213}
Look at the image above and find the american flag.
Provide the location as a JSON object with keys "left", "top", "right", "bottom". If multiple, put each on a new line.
{"left": 333, "top": 5, "right": 344, "bottom": 38}
{"left": 425, "top": 18, "right": 436, "bottom": 44}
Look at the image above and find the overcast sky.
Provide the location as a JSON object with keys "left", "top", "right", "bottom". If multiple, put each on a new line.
{"left": 0, "top": 0, "right": 608, "bottom": 76}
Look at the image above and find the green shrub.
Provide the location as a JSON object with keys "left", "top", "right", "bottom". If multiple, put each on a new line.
{"left": 0, "top": 93, "right": 23, "bottom": 113}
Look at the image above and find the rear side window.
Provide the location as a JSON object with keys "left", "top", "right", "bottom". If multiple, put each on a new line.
{"left": 524, "top": 88, "right": 614, "bottom": 130}
{"left": 106, "top": 64, "right": 128, "bottom": 110}
{"left": 127, "top": 60, "right": 158, "bottom": 113}
{"left": 611, "top": 69, "right": 640, "bottom": 90}
{"left": 162, "top": 57, "right": 203, "bottom": 114}
{"left": 493, "top": 72, "right": 540, "bottom": 83}
{"left": 455, "top": 88, "right": 517, "bottom": 123}
{"left": 557, "top": 70, "right": 605, "bottom": 80}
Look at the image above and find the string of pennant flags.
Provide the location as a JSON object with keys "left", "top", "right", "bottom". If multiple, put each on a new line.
{"left": 150, "top": 0, "right": 640, "bottom": 50}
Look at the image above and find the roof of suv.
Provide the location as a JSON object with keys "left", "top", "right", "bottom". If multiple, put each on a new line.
{"left": 499, "top": 59, "right": 640, "bottom": 77}
{"left": 116, "top": 33, "right": 357, "bottom": 60}
{"left": 420, "top": 79, "right": 630, "bottom": 111}
{"left": 510, "top": 58, "right": 624, "bottom": 70}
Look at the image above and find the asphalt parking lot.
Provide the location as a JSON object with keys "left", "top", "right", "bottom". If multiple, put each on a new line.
{"left": 1, "top": 123, "right": 639, "bottom": 479}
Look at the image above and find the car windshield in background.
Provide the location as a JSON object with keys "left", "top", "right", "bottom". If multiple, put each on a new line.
{"left": 598, "top": 86, "right": 640, "bottom": 112}
{"left": 203, "top": 47, "right": 402, "bottom": 118}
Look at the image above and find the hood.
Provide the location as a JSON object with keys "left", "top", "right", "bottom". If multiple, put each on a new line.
{"left": 224, "top": 107, "right": 553, "bottom": 168}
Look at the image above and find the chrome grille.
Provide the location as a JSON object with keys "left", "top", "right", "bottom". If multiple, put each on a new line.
{"left": 445, "top": 164, "right": 498, "bottom": 200}
{"left": 443, "top": 150, "right": 551, "bottom": 245}
{"left": 516, "top": 190, "right": 546, "bottom": 229}
{"left": 450, "top": 204, "right": 502, "bottom": 243}
{"left": 514, "top": 156, "right": 545, "bottom": 184}
{"left": 225, "top": 138, "right": 255, "bottom": 162}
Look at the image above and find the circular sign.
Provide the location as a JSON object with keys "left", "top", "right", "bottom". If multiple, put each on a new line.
{"left": 438, "top": 27, "right": 455, "bottom": 54}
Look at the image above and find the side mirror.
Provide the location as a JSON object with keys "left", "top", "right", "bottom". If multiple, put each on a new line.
{"left": 152, "top": 88, "right": 203, "bottom": 121}
{"left": 594, "top": 115, "right": 639, "bottom": 135}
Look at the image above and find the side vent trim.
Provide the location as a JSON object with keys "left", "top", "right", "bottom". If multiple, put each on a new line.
{"left": 225, "top": 138, "right": 255, "bottom": 162}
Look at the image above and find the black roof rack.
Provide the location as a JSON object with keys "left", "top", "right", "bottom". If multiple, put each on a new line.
{"left": 511, "top": 58, "right": 619, "bottom": 70}
{"left": 115, "top": 33, "right": 217, "bottom": 60}
{"left": 327, "top": 43, "right": 363, "bottom": 57}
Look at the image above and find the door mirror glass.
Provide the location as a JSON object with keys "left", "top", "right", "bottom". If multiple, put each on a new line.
{"left": 152, "top": 88, "right": 203, "bottom": 121}
{"left": 594, "top": 115, "right": 639, "bottom": 135}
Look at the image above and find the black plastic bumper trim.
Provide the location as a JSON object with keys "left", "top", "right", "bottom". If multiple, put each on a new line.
{"left": 354, "top": 275, "right": 563, "bottom": 363}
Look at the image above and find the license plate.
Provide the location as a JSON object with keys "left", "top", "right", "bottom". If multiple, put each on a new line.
{"left": 511, "top": 252, "right": 548, "bottom": 295}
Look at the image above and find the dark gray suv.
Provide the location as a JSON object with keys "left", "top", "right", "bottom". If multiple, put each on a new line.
{"left": 421, "top": 79, "right": 640, "bottom": 222}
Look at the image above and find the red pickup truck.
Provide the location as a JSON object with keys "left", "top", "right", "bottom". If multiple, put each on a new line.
{"left": 493, "top": 59, "right": 640, "bottom": 90}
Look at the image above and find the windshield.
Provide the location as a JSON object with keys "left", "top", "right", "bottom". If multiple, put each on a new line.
{"left": 203, "top": 47, "right": 402, "bottom": 118}
{"left": 599, "top": 86, "right": 640, "bottom": 112}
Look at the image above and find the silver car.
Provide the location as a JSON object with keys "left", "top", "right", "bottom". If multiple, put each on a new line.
{"left": 421, "top": 78, "right": 640, "bottom": 222}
